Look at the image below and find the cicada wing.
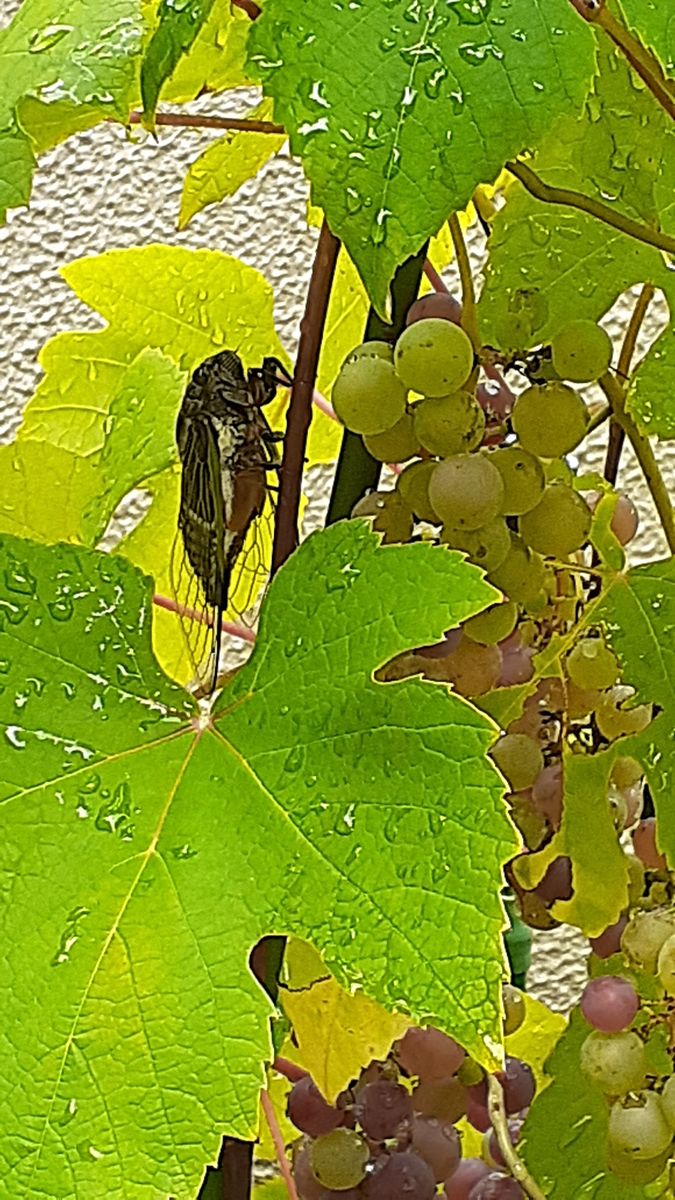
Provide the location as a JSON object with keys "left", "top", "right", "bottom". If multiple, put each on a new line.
{"left": 224, "top": 494, "right": 276, "bottom": 626}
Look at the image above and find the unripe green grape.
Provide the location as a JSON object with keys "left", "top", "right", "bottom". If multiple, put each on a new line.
{"left": 566, "top": 637, "right": 620, "bottom": 691}
{"left": 351, "top": 490, "right": 413, "bottom": 544}
{"left": 544, "top": 457, "right": 574, "bottom": 485}
{"left": 611, "top": 756, "right": 643, "bottom": 791}
{"left": 491, "top": 733, "right": 544, "bottom": 792}
{"left": 464, "top": 600, "right": 518, "bottom": 646}
{"left": 551, "top": 319, "right": 613, "bottom": 383}
{"left": 413, "top": 391, "right": 485, "bottom": 456}
{"left": 608, "top": 1092, "right": 672, "bottom": 1160}
{"left": 487, "top": 533, "right": 546, "bottom": 604}
{"left": 596, "top": 691, "right": 652, "bottom": 741}
{"left": 347, "top": 340, "right": 394, "bottom": 363}
{"left": 333, "top": 356, "right": 407, "bottom": 435}
{"left": 657, "top": 932, "right": 675, "bottom": 994}
{"left": 627, "top": 855, "right": 645, "bottom": 906}
{"left": 511, "top": 383, "right": 589, "bottom": 458}
{"left": 502, "top": 984, "right": 526, "bottom": 1036}
{"left": 661, "top": 1075, "right": 675, "bottom": 1130}
{"left": 519, "top": 484, "right": 591, "bottom": 558}
{"left": 310, "top": 1128, "right": 369, "bottom": 1190}
{"left": 441, "top": 518, "right": 511, "bottom": 573}
{"left": 488, "top": 446, "right": 545, "bottom": 516}
{"left": 607, "top": 1146, "right": 670, "bottom": 1185}
{"left": 580, "top": 1030, "right": 646, "bottom": 1094}
{"left": 394, "top": 318, "right": 474, "bottom": 395}
{"left": 621, "top": 908, "right": 675, "bottom": 973}
{"left": 363, "top": 413, "right": 419, "bottom": 463}
{"left": 428, "top": 454, "right": 505, "bottom": 531}
{"left": 397, "top": 460, "right": 439, "bottom": 524}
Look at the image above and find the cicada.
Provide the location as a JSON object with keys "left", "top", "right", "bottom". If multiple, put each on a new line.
{"left": 171, "top": 349, "right": 290, "bottom": 693}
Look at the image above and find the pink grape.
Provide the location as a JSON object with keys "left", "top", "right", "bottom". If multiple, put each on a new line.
{"left": 476, "top": 378, "right": 513, "bottom": 420}
{"left": 580, "top": 976, "right": 639, "bottom": 1033}
{"left": 611, "top": 493, "right": 639, "bottom": 545}
{"left": 485, "top": 1119, "right": 524, "bottom": 1169}
{"left": 535, "top": 856, "right": 573, "bottom": 904}
{"left": 445, "top": 1159, "right": 490, "bottom": 1199}
{"left": 367, "top": 1151, "right": 436, "bottom": 1200}
{"left": 496, "top": 640, "right": 534, "bottom": 686}
{"left": 294, "top": 1145, "right": 325, "bottom": 1200}
{"left": 632, "top": 819, "right": 667, "bottom": 871}
{"left": 500, "top": 1058, "right": 535, "bottom": 1114}
{"left": 468, "top": 1174, "right": 524, "bottom": 1199}
{"left": 411, "top": 1115, "right": 461, "bottom": 1181}
{"left": 359, "top": 1080, "right": 413, "bottom": 1140}
{"left": 288, "top": 1076, "right": 344, "bottom": 1136}
{"left": 397, "top": 1026, "right": 466, "bottom": 1082}
{"left": 532, "top": 764, "right": 563, "bottom": 829}
{"left": 407, "top": 292, "right": 462, "bottom": 326}
{"left": 589, "top": 914, "right": 628, "bottom": 959}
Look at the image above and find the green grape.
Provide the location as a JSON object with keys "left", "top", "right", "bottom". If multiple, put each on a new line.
{"left": 511, "top": 382, "right": 589, "bottom": 458}
{"left": 310, "top": 1128, "right": 369, "bottom": 1190}
{"left": 413, "top": 391, "right": 485, "bottom": 456}
{"left": 596, "top": 690, "right": 652, "bottom": 741}
{"left": 657, "top": 932, "right": 675, "bottom": 995}
{"left": 610, "top": 756, "right": 643, "bottom": 791}
{"left": 464, "top": 600, "right": 518, "bottom": 646}
{"left": 607, "top": 1146, "right": 670, "bottom": 1185}
{"left": 627, "top": 854, "right": 645, "bottom": 906}
{"left": 396, "top": 460, "right": 439, "bottom": 524}
{"left": 428, "top": 454, "right": 505, "bottom": 530}
{"left": 363, "top": 413, "right": 419, "bottom": 463}
{"left": 580, "top": 1030, "right": 646, "bottom": 1095}
{"left": 488, "top": 446, "right": 545, "bottom": 516}
{"left": 607, "top": 1092, "right": 672, "bottom": 1160}
{"left": 566, "top": 637, "right": 620, "bottom": 691}
{"left": 333, "top": 355, "right": 407, "bottom": 435}
{"left": 661, "top": 1075, "right": 675, "bottom": 1131}
{"left": 621, "top": 909, "right": 675, "bottom": 973}
{"left": 491, "top": 733, "right": 544, "bottom": 792}
{"left": 551, "top": 319, "right": 613, "bottom": 383}
{"left": 487, "top": 533, "right": 546, "bottom": 604}
{"left": 543, "top": 457, "right": 574, "bottom": 485}
{"left": 518, "top": 484, "right": 591, "bottom": 558}
{"left": 394, "top": 318, "right": 474, "bottom": 395}
{"left": 347, "top": 339, "right": 394, "bottom": 363}
{"left": 351, "top": 490, "right": 414, "bottom": 544}
{"left": 441, "top": 518, "right": 511, "bottom": 573}
{"left": 502, "top": 984, "right": 526, "bottom": 1035}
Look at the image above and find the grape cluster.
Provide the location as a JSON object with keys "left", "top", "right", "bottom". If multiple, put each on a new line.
{"left": 333, "top": 302, "right": 649, "bottom": 930}
{"left": 286, "top": 1008, "right": 535, "bottom": 1198}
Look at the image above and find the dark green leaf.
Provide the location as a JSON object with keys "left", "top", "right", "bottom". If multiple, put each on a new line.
{"left": 141, "top": 0, "right": 216, "bottom": 124}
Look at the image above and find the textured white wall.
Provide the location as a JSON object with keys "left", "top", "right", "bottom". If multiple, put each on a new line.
{"left": 0, "top": 81, "right": 671, "bottom": 1015}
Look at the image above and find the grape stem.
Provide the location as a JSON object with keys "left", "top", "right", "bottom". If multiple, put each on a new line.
{"left": 605, "top": 283, "right": 655, "bottom": 485}
{"left": 271, "top": 219, "right": 340, "bottom": 573}
{"left": 487, "top": 1075, "right": 546, "bottom": 1200}
{"left": 127, "top": 111, "right": 285, "bottom": 134}
{"left": 260, "top": 1089, "right": 299, "bottom": 1200}
{"left": 448, "top": 213, "right": 480, "bottom": 354}
{"left": 585, "top": 403, "right": 611, "bottom": 435}
{"left": 504, "top": 159, "right": 675, "bottom": 257}
{"left": 599, "top": 371, "right": 675, "bottom": 554}
{"left": 152, "top": 593, "right": 257, "bottom": 643}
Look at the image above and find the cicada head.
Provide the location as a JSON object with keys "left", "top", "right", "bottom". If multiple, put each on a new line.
{"left": 248, "top": 357, "right": 293, "bottom": 406}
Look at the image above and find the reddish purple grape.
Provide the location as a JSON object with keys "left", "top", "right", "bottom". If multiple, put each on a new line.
{"left": 410, "top": 1115, "right": 461, "bottom": 1181}
{"left": 485, "top": 1118, "right": 524, "bottom": 1168}
{"left": 499, "top": 1058, "right": 535, "bottom": 1115}
{"left": 366, "top": 1150, "right": 436, "bottom": 1200}
{"left": 580, "top": 975, "right": 639, "bottom": 1033}
{"left": 535, "top": 856, "right": 573, "bottom": 903}
{"left": 413, "top": 1076, "right": 467, "bottom": 1122}
{"left": 288, "top": 1076, "right": 344, "bottom": 1136}
{"left": 396, "top": 1026, "right": 466, "bottom": 1082}
{"left": 531, "top": 763, "right": 563, "bottom": 828}
{"left": 318, "top": 1192, "right": 363, "bottom": 1199}
{"left": 589, "top": 914, "right": 628, "bottom": 959}
{"left": 294, "top": 1145, "right": 325, "bottom": 1200}
{"left": 468, "top": 1174, "right": 524, "bottom": 1199}
{"left": 466, "top": 1092, "right": 491, "bottom": 1132}
{"left": 359, "top": 1080, "right": 413, "bottom": 1140}
{"left": 445, "top": 1159, "right": 491, "bottom": 1199}
{"left": 632, "top": 819, "right": 667, "bottom": 871}
{"left": 496, "top": 642, "right": 534, "bottom": 687}
{"left": 477, "top": 378, "right": 513, "bottom": 420}
{"left": 407, "top": 292, "right": 462, "bottom": 326}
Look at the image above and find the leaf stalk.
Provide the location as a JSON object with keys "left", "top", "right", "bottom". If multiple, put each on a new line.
{"left": 487, "top": 1075, "right": 547, "bottom": 1200}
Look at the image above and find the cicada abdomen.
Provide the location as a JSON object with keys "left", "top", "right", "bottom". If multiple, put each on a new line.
{"left": 171, "top": 349, "right": 288, "bottom": 694}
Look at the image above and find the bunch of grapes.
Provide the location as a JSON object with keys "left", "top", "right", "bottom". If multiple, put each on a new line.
{"left": 286, "top": 1002, "right": 536, "bottom": 1198}
{"left": 332, "top": 300, "right": 649, "bottom": 929}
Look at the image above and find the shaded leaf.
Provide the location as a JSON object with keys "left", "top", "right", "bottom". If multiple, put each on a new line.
{"left": 619, "top": 1, "right": 675, "bottom": 68}
{"left": 141, "top": 0, "right": 216, "bottom": 124}
{"left": 161, "top": 0, "right": 252, "bottom": 102}
{"left": 248, "top": 0, "right": 594, "bottom": 314}
{"left": 628, "top": 321, "right": 675, "bottom": 440}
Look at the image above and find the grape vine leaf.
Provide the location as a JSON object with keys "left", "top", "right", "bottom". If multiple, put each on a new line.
{"left": 247, "top": 0, "right": 594, "bottom": 315}
{"left": 521, "top": 1010, "right": 650, "bottom": 1199}
{"left": 0, "top": 439, "right": 99, "bottom": 545}
{"left": 141, "top": 0, "right": 216, "bottom": 124}
{"left": 0, "top": 0, "right": 145, "bottom": 221}
{"left": 0, "top": 522, "right": 517, "bottom": 1196}
{"left": 178, "top": 99, "right": 286, "bottom": 230}
{"left": 628, "top": 322, "right": 675, "bottom": 440}
{"left": 279, "top": 938, "right": 410, "bottom": 1102}
{"left": 618, "top": 0, "right": 675, "bottom": 68}
{"left": 478, "top": 41, "right": 675, "bottom": 349}
{"left": 160, "top": 0, "right": 252, "bottom": 103}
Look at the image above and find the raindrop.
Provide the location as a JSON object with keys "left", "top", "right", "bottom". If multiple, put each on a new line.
{"left": 284, "top": 745, "right": 305, "bottom": 774}
{"left": 48, "top": 596, "right": 74, "bottom": 622}
{"left": 28, "top": 23, "right": 72, "bottom": 52}
{"left": 5, "top": 726, "right": 26, "bottom": 750}
{"left": 4, "top": 565, "right": 36, "bottom": 596}
{"left": 170, "top": 844, "right": 199, "bottom": 860}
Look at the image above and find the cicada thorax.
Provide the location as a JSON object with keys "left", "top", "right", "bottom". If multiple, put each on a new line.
{"left": 173, "top": 349, "right": 282, "bottom": 693}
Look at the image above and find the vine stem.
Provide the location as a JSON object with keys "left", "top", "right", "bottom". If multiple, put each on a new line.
{"left": 128, "top": 111, "right": 285, "bottom": 134}
{"left": 505, "top": 159, "right": 675, "bottom": 256}
{"left": 448, "top": 213, "right": 480, "bottom": 352}
{"left": 271, "top": 220, "right": 340, "bottom": 573}
{"left": 599, "top": 371, "right": 675, "bottom": 553}
{"left": 605, "top": 283, "right": 655, "bottom": 484}
{"left": 487, "top": 1076, "right": 546, "bottom": 1200}
{"left": 232, "top": 0, "right": 261, "bottom": 17}
{"left": 260, "top": 1089, "right": 298, "bottom": 1200}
